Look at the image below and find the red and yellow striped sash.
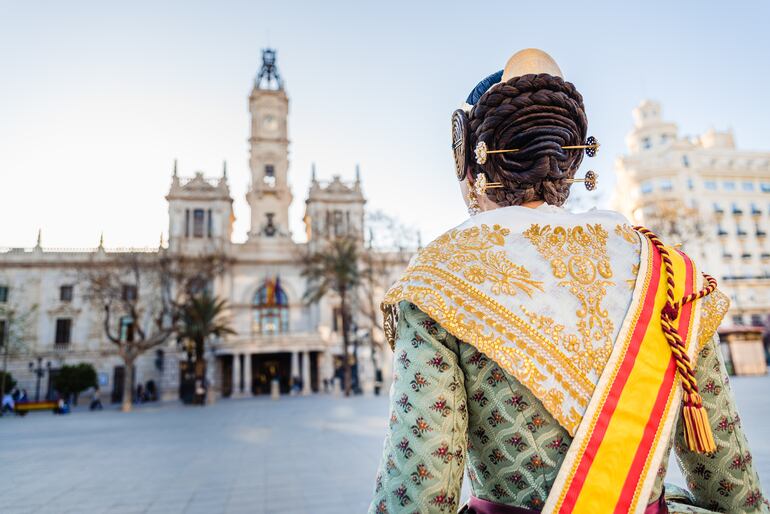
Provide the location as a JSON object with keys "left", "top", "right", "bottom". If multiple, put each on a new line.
{"left": 544, "top": 234, "right": 698, "bottom": 513}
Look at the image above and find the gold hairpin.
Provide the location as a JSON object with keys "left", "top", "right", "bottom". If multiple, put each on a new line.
{"left": 473, "top": 172, "right": 503, "bottom": 196}
{"left": 474, "top": 136, "right": 600, "bottom": 165}
{"left": 567, "top": 170, "right": 598, "bottom": 191}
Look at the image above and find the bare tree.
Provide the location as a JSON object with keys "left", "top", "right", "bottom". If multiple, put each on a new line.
{"left": 358, "top": 212, "right": 417, "bottom": 391}
{"left": 82, "top": 251, "right": 226, "bottom": 412}
{"left": 0, "top": 296, "right": 37, "bottom": 404}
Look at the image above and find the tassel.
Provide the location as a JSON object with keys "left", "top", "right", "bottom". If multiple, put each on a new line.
{"left": 682, "top": 392, "right": 716, "bottom": 454}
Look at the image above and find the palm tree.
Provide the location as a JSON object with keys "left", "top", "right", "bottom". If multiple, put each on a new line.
{"left": 301, "top": 236, "right": 361, "bottom": 396}
{"left": 178, "top": 293, "right": 234, "bottom": 404}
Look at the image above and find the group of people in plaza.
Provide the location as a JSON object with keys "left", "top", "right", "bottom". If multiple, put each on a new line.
{"left": 1, "top": 387, "right": 29, "bottom": 413}
{"left": 368, "top": 49, "right": 767, "bottom": 513}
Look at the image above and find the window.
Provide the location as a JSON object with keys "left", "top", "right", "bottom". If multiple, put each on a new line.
{"left": 704, "top": 180, "right": 717, "bottom": 191}
{"left": 119, "top": 316, "right": 134, "bottom": 342}
{"left": 55, "top": 318, "right": 72, "bottom": 345}
{"left": 641, "top": 137, "right": 651, "bottom": 150}
{"left": 732, "top": 314, "right": 744, "bottom": 326}
{"left": 122, "top": 285, "right": 137, "bottom": 302}
{"left": 59, "top": 285, "right": 73, "bottom": 302}
{"left": 641, "top": 181, "right": 653, "bottom": 194}
{"left": 0, "top": 286, "right": 7, "bottom": 303}
{"left": 192, "top": 209, "right": 205, "bottom": 238}
{"left": 682, "top": 155, "right": 690, "bottom": 168}
{"left": 687, "top": 177, "right": 694, "bottom": 190}
{"left": 333, "top": 210, "right": 344, "bottom": 236}
{"left": 713, "top": 203, "right": 724, "bottom": 214}
{"left": 761, "top": 183, "right": 770, "bottom": 193}
{"left": 0, "top": 319, "right": 6, "bottom": 346}
{"left": 207, "top": 209, "right": 213, "bottom": 238}
{"left": 185, "top": 209, "right": 190, "bottom": 237}
{"left": 659, "top": 179, "right": 673, "bottom": 192}
{"left": 263, "top": 165, "right": 276, "bottom": 187}
{"left": 742, "top": 181, "right": 755, "bottom": 192}
{"left": 252, "top": 278, "right": 289, "bottom": 335}
{"left": 332, "top": 306, "right": 342, "bottom": 332}
{"left": 751, "top": 314, "right": 764, "bottom": 327}
{"left": 723, "top": 181, "right": 736, "bottom": 191}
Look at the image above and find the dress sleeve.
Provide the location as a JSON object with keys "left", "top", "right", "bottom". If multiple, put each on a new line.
{"left": 674, "top": 333, "right": 769, "bottom": 512}
{"left": 369, "top": 302, "right": 468, "bottom": 514}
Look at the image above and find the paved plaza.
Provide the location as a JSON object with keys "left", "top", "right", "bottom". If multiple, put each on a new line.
{"left": 0, "top": 375, "right": 769, "bottom": 514}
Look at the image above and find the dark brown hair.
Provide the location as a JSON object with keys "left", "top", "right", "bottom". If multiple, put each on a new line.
{"left": 468, "top": 73, "right": 588, "bottom": 206}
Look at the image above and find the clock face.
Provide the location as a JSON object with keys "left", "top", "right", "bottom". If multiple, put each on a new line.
{"left": 262, "top": 114, "right": 278, "bottom": 132}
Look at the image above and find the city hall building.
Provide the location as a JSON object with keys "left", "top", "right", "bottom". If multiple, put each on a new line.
{"left": 0, "top": 51, "right": 407, "bottom": 402}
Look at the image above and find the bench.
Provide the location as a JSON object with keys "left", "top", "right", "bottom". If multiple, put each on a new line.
{"left": 14, "top": 401, "right": 58, "bottom": 415}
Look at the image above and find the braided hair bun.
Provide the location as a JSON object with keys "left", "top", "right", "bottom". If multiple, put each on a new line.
{"left": 469, "top": 73, "right": 588, "bottom": 206}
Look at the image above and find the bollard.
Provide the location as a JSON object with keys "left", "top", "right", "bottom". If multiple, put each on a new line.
{"left": 270, "top": 378, "right": 280, "bottom": 400}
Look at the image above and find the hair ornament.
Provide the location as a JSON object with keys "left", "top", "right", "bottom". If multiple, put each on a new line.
{"left": 474, "top": 137, "right": 600, "bottom": 165}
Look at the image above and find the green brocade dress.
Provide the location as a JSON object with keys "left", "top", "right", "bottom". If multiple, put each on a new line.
{"left": 368, "top": 302, "right": 768, "bottom": 514}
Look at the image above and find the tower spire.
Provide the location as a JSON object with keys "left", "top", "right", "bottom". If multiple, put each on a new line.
{"left": 311, "top": 162, "right": 317, "bottom": 182}
{"left": 254, "top": 48, "right": 283, "bottom": 90}
{"left": 222, "top": 160, "right": 228, "bottom": 178}
{"left": 35, "top": 228, "right": 42, "bottom": 249}
{"left": 173, "top": 158, "right": 178, "bottom": 177}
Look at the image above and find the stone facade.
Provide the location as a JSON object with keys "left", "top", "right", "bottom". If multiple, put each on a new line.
{"left": 612, "top": 100, "right": 770, "bottom": 336}
{"left": 0, "top": 51, "right": 408, "bottom": 403}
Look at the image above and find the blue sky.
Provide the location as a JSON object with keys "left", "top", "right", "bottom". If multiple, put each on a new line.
{"left": 1, "top": 0, "right": 768, "bottom": 248}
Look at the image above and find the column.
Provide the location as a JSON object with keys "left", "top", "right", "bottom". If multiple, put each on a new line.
{"left": 290, "top": 351, "right": 299, "bottom": 393}
{"left": 301, "top": 351, "right": 311, "bottom": 395}
{"left": 232, "top": 353, "right": 241, "bottom": 396}
{"left": 243, "top": 353, "right": 252, "bottom": 396}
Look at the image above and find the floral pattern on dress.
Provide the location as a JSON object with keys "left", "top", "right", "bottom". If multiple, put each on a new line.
{"left": 369, "top": 304, "right": 768, "bottom": 514}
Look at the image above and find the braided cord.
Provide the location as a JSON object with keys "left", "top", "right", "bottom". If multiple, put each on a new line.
{"left": 634, "top": 226, "right": 717, "bottom": 453}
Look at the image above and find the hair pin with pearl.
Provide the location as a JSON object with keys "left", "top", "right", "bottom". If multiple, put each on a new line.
{"left": 566, "top": 170, "right": 598, "bottom": 191}
{"left": 474, "top": 136, "right": 600, "bottom": 165}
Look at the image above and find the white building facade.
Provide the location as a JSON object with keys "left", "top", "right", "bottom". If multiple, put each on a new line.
{"left": 613, "top": 100, "right": 770, "bottom": 334}
{"left": 0, "top": 50, "right": 406, "bottom": 403}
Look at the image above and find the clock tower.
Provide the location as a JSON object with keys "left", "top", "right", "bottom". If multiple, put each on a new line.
{"left": 247, "top": 49, "right": 293, "bottom": 241}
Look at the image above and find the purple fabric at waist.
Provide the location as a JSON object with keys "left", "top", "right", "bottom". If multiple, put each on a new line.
{"left": 464, "top": 493, "right": 669, "bottom": 514}
{"left": 465, "top": 496, "right": 538, "bottom": 514}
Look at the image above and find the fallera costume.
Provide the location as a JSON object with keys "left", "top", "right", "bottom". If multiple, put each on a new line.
{"left": 369, "top": 50, "right": 767, "bottom": 514}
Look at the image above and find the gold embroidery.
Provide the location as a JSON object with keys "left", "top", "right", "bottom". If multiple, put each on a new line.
{"left": 697, "top": 288, "right": 729, "bottom": 349}
{"left": 627, "top": 263, "right": 640, "bottom": 289}
{"left": 615, "top": 223, "right": 639, "bottom": 245}
{"left": 382, "top": 221, "right": 637, "bottom": 435}
{"left": 415, "top": 224, "right": 543, "bottom": 296}
{"left": 522, "top": 224, "right": 615, "bottom": 375}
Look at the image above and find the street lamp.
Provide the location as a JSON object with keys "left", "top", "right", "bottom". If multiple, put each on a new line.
{"left": 28, "top": 357, "right": 51, "bottom": 402}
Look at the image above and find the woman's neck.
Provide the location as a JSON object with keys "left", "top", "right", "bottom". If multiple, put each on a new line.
{"left": 479, "top": 197, "right": 546, "bottom": 212}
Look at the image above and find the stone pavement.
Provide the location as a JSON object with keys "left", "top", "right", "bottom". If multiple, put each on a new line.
{"left": 0, "top": 374, "right": 768, "bottom": 514}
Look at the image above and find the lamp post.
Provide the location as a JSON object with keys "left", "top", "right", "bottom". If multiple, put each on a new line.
{"left": 28, "top": 357, "right": 50, "bottom": 402}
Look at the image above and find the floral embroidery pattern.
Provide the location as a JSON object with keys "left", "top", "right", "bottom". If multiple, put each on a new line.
{"left": 522, "top": 223, "right": 615, "bottom": 376}
{"left": 416, "top": 224, "right": 543, "bottom": 296}
{"left": 370, "top": 304, "right": 765, "bottom": 514}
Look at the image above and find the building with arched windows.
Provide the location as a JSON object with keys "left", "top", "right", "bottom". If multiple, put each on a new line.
{"left": 0, "top": 50, "right": 410, "bottom": 402}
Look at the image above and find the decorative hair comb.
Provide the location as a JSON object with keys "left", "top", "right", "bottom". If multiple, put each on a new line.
{"left": 474, "top": 136, "right": 600, "bottom": 165}
{"left": 567, "top": 170, "right": 598, "bottom": 191}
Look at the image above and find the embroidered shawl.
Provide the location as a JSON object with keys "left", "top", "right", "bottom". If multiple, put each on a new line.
{"left": 382, "top": 204, "right": 728, "bottom": 437}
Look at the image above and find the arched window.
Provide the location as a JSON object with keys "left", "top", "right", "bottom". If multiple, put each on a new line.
{"left": 252, "top": 278, "right": 289, "bottom": 335}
